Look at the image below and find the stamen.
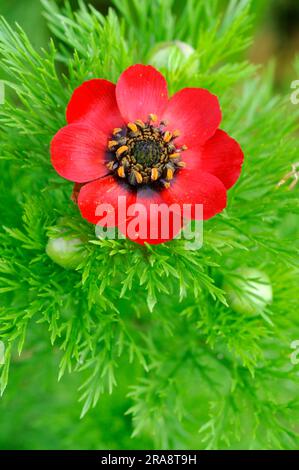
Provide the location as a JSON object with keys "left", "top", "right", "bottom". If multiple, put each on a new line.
{"left": 127, "top": 122, "right": 138, "bottom": 133}
{"left": 106, "top": 161, "right": 115, "bottom": 171}
{"left": 108, "top": 140, "right": 118, "bottom": 150}
{"left": 117, "top": 166, "right": 126, "bottom": 178}
{"left": 169, "top": 152, "right": 181, "bottom": 159}
{"left": 148, "top": 113, "right": 157, "bottom": 122}
{"left": 277, "top": 162, "right": 299, "bottom": 190}
{"left": 122, "top": 157, "right": 129, "bottom": 168}
{"left": 166, "top": 168, "right": 174, "bottom": 181}
{"left": 116, "top": 145, "right": 128, "bottom": 157}
{"left": 108, "top": 119, "right": 186, "bottom": 188}
{"left": 113, "top": 127, "right": 122, "bottom": 135}
{"left": 163, "top": 131, "right": 172, "bottom": 143}
{"left": 135, "top": 119, "right": 145, "bottom": 128}
{"left": 133, "top": 170, "right": 143, "bottom": 184}
{"left": 128, "top": 172, "right": 136, "bottom": 185}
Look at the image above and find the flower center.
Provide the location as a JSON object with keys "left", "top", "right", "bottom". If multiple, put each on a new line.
{"left": 106, "top": 115, "right": 187, "bottom": 188}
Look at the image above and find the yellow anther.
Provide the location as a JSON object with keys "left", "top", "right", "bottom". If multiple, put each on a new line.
{"left": 106, "top": 161, "right": 115, "bottom": 170}
{"left": 169, "top": 152, "right": 181, "bottom": 159}
{"left": 113, "top": 127, "right": 122, "bottom": 135}
{"left": 163, "top": 131, "right": 172, "bottom": 143}
{"left": 134, "top": 170, "right": 143, "bottom": 184}
{"left": 149, "top": 113, "right": 157, "bottom": 122}
{"left": 177, "top": 161, "right": 186, "bottom": 168}
{"left": 163, "top": 181, "right": 171, "bottom": 189}
{"left": 117, "top": 166, "right": 126, "bottom": 178}
{"left": 135, "top": 119, "right": 145, "bottom": 128}
{"left": 173, "top": 130, "right": 181, "bottom": 137}
{"left": 108, "top": 140, "right": 118, "bottom": 150}
{"left": 166, "top": 168, "right": 174, "bottom": 181}
{"left": 181, "top": 145, "right": 188, "bottom": 151}
{"left": 151, "top": 168, "right": 159, "bottom": 181}
{"left": 116, "top": 145, "right": 128, "bottom": 157}
{"left": 127, "top": 122, "right": 138, "bottom": 133}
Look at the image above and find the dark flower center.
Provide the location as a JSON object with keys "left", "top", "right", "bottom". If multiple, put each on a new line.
{"left": 106, "top": 114, "right": 187, "bottom": 188}
{"left": 132, "top": 140, "right": 161, "bottom": 167}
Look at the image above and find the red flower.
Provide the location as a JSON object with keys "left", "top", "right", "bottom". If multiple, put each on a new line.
{"left": 51, "top": 65, "right": 243, "bottom": 245}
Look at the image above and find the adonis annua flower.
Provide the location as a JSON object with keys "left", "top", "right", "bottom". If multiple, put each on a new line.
{"left": 51, "top": 65, "right": 244, "bottom": 244}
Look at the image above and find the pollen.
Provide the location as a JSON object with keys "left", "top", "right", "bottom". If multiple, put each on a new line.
{"left": 127, "top": 122, "right": 138, "bottom": 133}
{"left": 113, "top": 127, "right": 122, "bottom": 135}
{"left": 108, "top": 140, "right": 118, "bottom": 150}
{"left": 166, "top": 168, "right": 174, "bottom": 181}
{"left": 134, "top": 170, "right": 143, "bottom": 184}
{"left": 163, "top": 131, "right": 172, "bottom": 143}
{"left": 148, "top": 113, "right": 157, "bottom": 122}
{"left": 151, "top": 168, "right": 159, "bottom": 181}
{"left": 116, "top": 145, "right": 128, "bottom": 157}
{"left": 117, "top": 166, "right": 125, "bottom": 178}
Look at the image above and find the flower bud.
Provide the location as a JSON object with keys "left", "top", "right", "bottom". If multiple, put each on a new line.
{"left": 148, "top": 40, "right": 198, "bottom": 72}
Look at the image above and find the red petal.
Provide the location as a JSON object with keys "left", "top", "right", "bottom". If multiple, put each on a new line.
{"left": 77, "top": 176, "right": 136, "bottom": 226}
{"left": 51, "top": 123, "right": 109, "bottom": 183}
{"left": 66, "top": 79, "right": 124, "bottom": 134}
{"left": 200, "top": 130, "right": 244, "bottom": 189}
{"left": 120, "top": 187, "right": 183, "bottom": 245}
{"left": 162, "top": 169, "right": 227, "bottom": 220}
{"left": 116, "top": 64, "right": 168, "bottom": 123}
{"left": 162, "top": 88, "right": 222, "bottom": 147}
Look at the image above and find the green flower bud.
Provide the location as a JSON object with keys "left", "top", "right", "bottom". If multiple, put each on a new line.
{"left": 46, "top": 235, "right": 86, "bottom": 270}
{"left": 148, "top": 40, "right": 198, "bottom": 72}
{"left": 223, "top": 267, "right": 273, "bottom": 316}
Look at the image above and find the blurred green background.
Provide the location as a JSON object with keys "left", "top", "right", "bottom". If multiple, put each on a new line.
{"left": 0, "top": 0, "right": 298, "bottom": 450}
